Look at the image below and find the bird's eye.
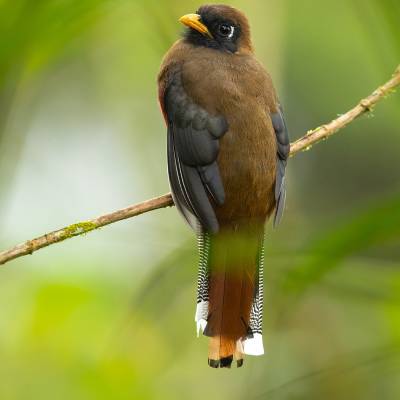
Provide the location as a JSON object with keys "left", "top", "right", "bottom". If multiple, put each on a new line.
{"left": 219, "top": 24, "right": 234, "bottom": 38}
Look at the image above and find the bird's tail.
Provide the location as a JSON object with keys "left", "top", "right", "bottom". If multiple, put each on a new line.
{"left": 195, "top": 226, "right": 265, "bottom": 368}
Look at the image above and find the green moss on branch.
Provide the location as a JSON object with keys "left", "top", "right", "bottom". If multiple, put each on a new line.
{"left": 62, "top": 222, "right": 97, "bottom": 239}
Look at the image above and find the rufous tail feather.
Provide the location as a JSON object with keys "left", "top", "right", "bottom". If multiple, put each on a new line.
{"left": 202, "top": 226, "right": 263, "bottom": 368}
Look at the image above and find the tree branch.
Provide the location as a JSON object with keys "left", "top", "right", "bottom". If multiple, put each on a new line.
{"left": 290, "top": 65, "right": 400, "bottom": 155}
{"left": 1, "top": 65, "right": 399, "bottom": 266}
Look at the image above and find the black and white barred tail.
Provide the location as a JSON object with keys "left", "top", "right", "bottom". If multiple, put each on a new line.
{"left": 195, "top": 230, "right": 265, "bottom": 364}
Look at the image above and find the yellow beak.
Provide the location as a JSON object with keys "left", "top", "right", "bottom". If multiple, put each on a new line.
{"left": 179, "top": 13, "right": 213, "bottom": 38}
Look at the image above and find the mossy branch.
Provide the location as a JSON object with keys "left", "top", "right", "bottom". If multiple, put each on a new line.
{"left": 0, "top": 65, "right": 399, "bottom": 267}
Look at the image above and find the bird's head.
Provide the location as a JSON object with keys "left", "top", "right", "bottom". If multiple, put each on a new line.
{"left": 180, "top": 4, "right": 253, "bottom": 54}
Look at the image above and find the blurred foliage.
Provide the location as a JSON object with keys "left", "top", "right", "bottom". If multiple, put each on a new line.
{"left": 284, "top": 193, "right": 400, "bottom": 294}
{"left": 0, "top": 0, "right": 399, "bottom": 399}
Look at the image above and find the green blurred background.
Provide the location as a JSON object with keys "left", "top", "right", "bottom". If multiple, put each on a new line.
{"left": 0, "top": 0, "right": 399, "bottom": 399}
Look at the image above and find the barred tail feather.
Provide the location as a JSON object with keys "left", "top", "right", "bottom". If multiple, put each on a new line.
{"left": 244, "top": 232, "right": 265, "bottom": 355}
{"left": 195, "top": 228, "right": 265, "bottom": 368}
{"left": 195, "top": 231, "right": 210, "bottom": 335}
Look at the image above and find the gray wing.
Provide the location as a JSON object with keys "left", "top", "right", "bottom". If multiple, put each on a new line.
{"left": 164, "top": 72, "right": 228, "bottom": 234}
{"left": 271, "top": 105, "right": 290, "bottom": 227}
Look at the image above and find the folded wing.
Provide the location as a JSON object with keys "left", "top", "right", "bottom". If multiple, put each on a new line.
{"left": 271, "top": 106, "right": 290, "bottom": 226}
{"left": 161, "top": 72, "right": 229, "bottom": 233}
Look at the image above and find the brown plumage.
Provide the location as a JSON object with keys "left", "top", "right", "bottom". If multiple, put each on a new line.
{"left": 158, "top": 4, "right": 289, "bottom": 368}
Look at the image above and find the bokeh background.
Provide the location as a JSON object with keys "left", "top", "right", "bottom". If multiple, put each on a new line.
{"left": 0, "top": 0, "right": 399, "bottom": 399}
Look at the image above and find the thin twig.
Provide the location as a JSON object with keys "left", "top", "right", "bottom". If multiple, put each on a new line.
{"left": 290, "top": 64, "right": 400, "bottom": 155}
{"left": 0, "top": 65, "right": 399, "bottom": 267}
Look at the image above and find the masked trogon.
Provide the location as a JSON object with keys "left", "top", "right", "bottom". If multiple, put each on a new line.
{"left": 158, "top": 4, "right": 289, "bottom": 368}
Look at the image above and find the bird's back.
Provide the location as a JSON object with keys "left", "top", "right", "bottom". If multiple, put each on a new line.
{"left": 162, "top": 40, "right": 278, "bottom": 226}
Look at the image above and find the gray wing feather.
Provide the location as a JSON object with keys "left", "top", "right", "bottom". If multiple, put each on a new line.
{"left": 167, "top": 131, "right": 198, "bottom": 231}
{"left": 164, "top": 72, "right": 228, "bottom": 233}
{"left": 271, "top": 106, "right": 290, "bottom": 227}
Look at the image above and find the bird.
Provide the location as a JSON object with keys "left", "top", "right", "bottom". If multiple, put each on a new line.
{"left": 157, "top": 4, "right": 289, "bottom": 368}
